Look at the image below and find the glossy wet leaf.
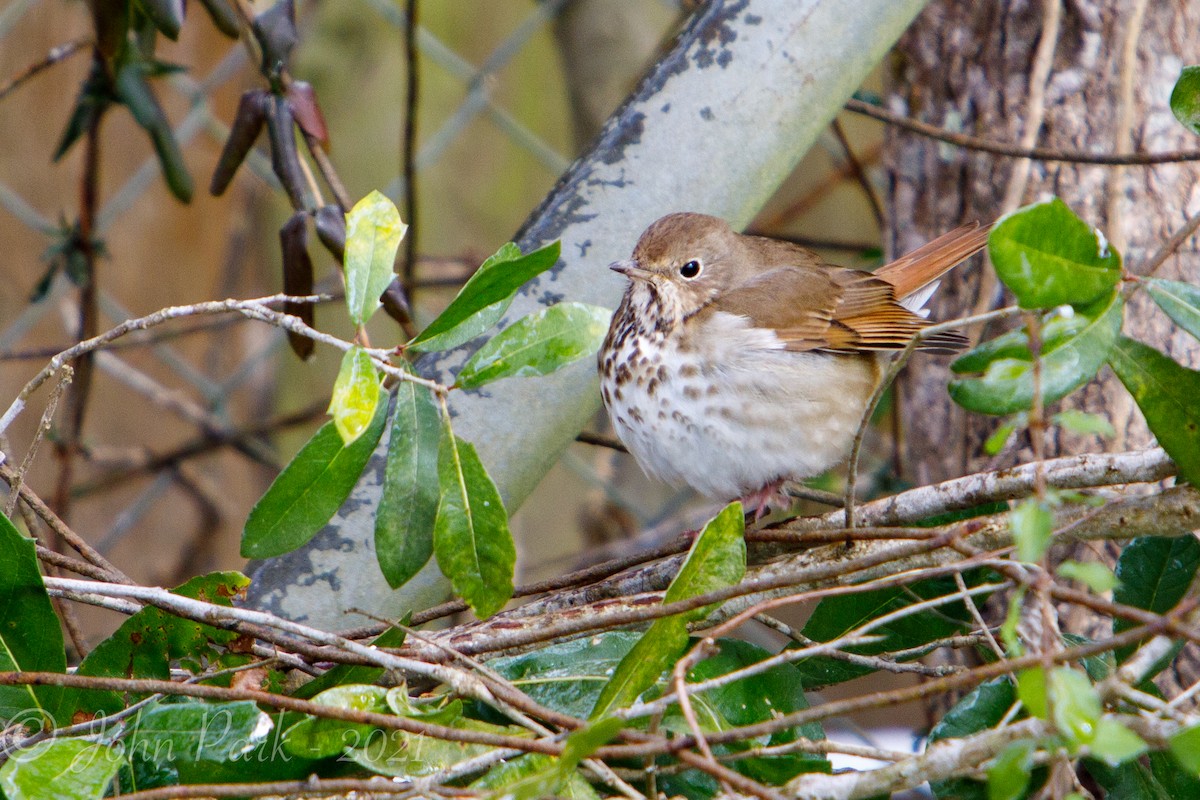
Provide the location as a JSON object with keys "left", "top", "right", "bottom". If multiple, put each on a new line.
{"left": 457, "top": 303, "right": 611, "bottom": 389}
{"left": 409, "top": 241, "right": 561, "bottom": 352}
{"left": 1107, "top": 336, "right": 1200, "bottom": 487}
{"left": 433, "top": 420, "right": 514, "bottom": 619}
{"left": 283, "top": 685, "right": 389, "bottom": 759}
{"left": 0, "top": 739, "right": 123, "bottom": 800}
{"left": 989, "top": 198, "right": 1121, "bottom": 309}
{"left": 327, "top": 347, "right": 381, "bottom": 444}
{"left": 0, "top": 513, "right": 66, "bottom": 725}
{"left": 376, "top": 378, "right": 440, "bottom": 588}
{"left": 127, "top": 701, "right": 272, "bottom": 764}
{"left": 242, "top": 397, "right": 387, "bottom": 558}
{"left": 344, "top": 191, "right": 406, "bottom": 326}
{"left": 1170, "top": 66, "right": 1200, "bottom": 136}
{"left": 488, "top": 632, "right": 640, "bottom": 719}
{"left": 950, "top": 292, "right": 1122, "bottom": 415}
{"left": 471, "top": 754, "right": 600, "bottom": 800}
{"left": 1011, "top": 498, "right": 1053, "bottom": 562}
{"left": 672, "top": 639, "right": 829, "bottom": 785}
{"left": 349, "top": 716, "right": 525, "bottom": 778}
{"left": 1145, "top": 277, "right": 1200, "bottom": 343}
{"left": 589, "top": 504, "right": 745, "bottom": 719}
{"left": 1113, "top": 536, "right": 1200, "bottom": 664}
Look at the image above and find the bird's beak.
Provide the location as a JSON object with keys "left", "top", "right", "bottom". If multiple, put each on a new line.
{"left": 610, "top": 260, "right": 653, "bottom": 281}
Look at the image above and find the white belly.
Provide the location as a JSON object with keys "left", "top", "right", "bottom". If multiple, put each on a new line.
{"left": 601, "top": 313, "right": 879, "bottom": 501}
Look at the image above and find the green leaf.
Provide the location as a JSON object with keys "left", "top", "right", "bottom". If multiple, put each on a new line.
{"left": 327, "top": 346, "right": 381, "bottom": 444}
{"left": 1011, "top": 499, "right": 1053, "bottom": 563}
{"left": 949, "top": 292, "right": 1122, "bottom": 415}
{"left": 68, "top": 572, "right": 249, "bottom": 718}
{"left": 1108, "top": 336, "right": 1200, "bottom": 487}
{"left": 1151, "top": 749, "right": 1200, "bottom": 795}
{"left": 282, "top": 685, "right": 389, "bottom": 759}
{"left": 589, "top": 505, "right": 745, "bottom": 720}
{"left": 675, "top": 639, "right": 829, "bottom": 784}
{"left": 344, "top": 190, "right": 406, "bottom": 326}
{"left": 408, "top": 241, "right": 561, "bottom": 351}
{"left": 561, "top": 717, "right": 623, "bottom": 772}
{"left": 984, "top": 418, "right": 1021, "bottom": 455}
{"left": 349, "top": 716, "right": 525, "bottom": 778}
{"left": 988, "top": 741, "right": 1035, "bottom": 800}
{"left": 989, "top": 198, "right": 1121, "bottom": 309}
{"left": 1170, "top": 66, "right": 1200, "bottom": 136}
{"left": 1058, "top": 560, "right": 1118, "bottom": 593}
{"left": 1000, "top": 588, "right": 1027, "bottom": 656}
{"left": 113, "top": 63, "right": 193, "bottom": 202}
{"left": 1050, "top": 667, "right": 1101, "bottom": 745}
{"left": 1088, "top": 758, "right": 1174, "bottom": 800}
{"left": 0, "top": 513, "right": 66, "bottom": 725}
{"left": 1053, "top": 409, "right": 1115, "bottom": 438}
{"left": 0, "top": 740, "right": 123, "bottom": 800}
{"left": 471, "top": 754, "right": 600, "bottom": 800}
{"left": 376, "top": 379, "right": 440, "bottom": 588}
{"left": 1017, "top": 667, "right": 1047, "bottom": 719}
{"left": 1089, "top": 719, "right": 1148, "bottom": 766}
{"left": 432, "top": 421, "right": 514, "bottom": 618}
{"left": 1146, "top": 278, "right": 1200, "bottom": 342}
{"left": 931, "top": 678, "right": 1017, "bottom": 743}
{"left": 292, "top": 627, "right": 407, "bottom": 700}
{"left": 137, "top": 0, "right": 185, "bottom": 39}
{"left": 1113, "top": 536, "right": 1200, "bottom": 664}
{"left": 663, "top": 502, "right": 746, "bottom": 615}
{"left": 1169, "top": 724, "right": 1200, "bottom": 775}
{"left": 456, "top": 303, "right": 611, "bottom": 389}
{"left": 487, "top": 631, "right": 640, "bottom": 719}
{"left": 242, "top": 397, "right": 388, "bottom": 558}
{"left": 126, "top": 701, "right": 272, "bottom": 764}
{"left": 794, "top": 573, "right": 981, "bottom": 687}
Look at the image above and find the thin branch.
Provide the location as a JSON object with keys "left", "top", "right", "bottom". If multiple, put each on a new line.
{"left": 844, "top": 98, "right": 1200, "bottom": 165}
{"left": 0, "top": 40, "right": 89, "bottom": 101}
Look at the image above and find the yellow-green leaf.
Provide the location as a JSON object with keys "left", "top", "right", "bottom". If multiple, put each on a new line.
{"left": 327, "top": 346, "right": 381, "bottom": 445}
{"left": 344, "top": 190, "right": 406, "bottom": 325}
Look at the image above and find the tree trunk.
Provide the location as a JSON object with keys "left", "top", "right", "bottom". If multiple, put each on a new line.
{"left": 886, "top": 0, "right": 1200, "bottom": 705}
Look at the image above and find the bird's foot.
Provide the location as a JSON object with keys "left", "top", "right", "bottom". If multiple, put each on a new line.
{"left": 739, "top": 480, "right": 790, "bottom": 522}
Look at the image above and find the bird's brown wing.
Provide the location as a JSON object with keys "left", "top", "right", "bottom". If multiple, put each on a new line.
{"left": 710, "top": 265, "right": 966, "bottom": 353}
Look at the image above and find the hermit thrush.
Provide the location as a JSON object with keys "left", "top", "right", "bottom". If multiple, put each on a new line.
{"left": 598, "top": 212, "right": 989, "bottom": 516}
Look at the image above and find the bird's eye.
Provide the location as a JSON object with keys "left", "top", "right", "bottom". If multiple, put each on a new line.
{"left": 679, "top": 259, "right": 702, "bottom": 279}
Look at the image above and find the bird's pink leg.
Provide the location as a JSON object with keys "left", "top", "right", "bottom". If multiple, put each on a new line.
{"left": 740, "top": 480, "right": 789, "bottom": 521}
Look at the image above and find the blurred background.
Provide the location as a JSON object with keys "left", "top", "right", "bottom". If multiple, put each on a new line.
{"left": 0, "top": 0, "right": 887, "bottom": 598}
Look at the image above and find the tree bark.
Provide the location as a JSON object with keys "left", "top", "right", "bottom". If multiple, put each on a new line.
{"left": 886, "top": 0, "right": 1200, "bottom": 706}
{"left": 889, "top": 0, "right": 1200, "bottom": 484}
